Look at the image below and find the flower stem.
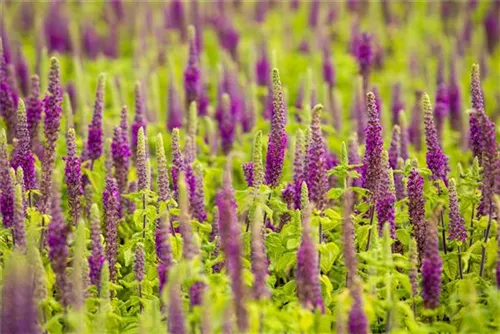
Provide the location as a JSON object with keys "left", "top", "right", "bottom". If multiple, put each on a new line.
{"left": 479, "top": 201, "right": 493, "bottom": 277}
{"left": 365, "top": 205, "right": 375, "bottom": 251}
{"left": 469, "top": 204, "right": 475, "bottom": 247}
{"left": 142, "top": 193, "right": 146, "bottom": 239}
{"left": 440, "top": 209, "right": 447, "bottom": 254}
{"left": 458, "top": 245, "right": 463, "bottom": 279}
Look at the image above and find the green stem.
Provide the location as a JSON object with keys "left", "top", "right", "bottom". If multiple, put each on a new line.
{"left": 365, "top": 205, "right": 375, "bottom": 251}
{"left": 142, "top": 193, "right": 146, "bottom": 239}
{"left": 458, "top": 245, "right": 463, "bottom": 279}
{"left": 440, "top": 209, "right": 447, "bottom": 254}
{"left": 469, "top": 204, "right": 475, "bottom": 247}
{"left": 479, "top": 202, "right": 493, "bottom": 277}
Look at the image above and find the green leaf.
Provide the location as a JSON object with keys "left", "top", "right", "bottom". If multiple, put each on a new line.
{"left": 396, "top": 229, "right": 411, "bottom": 246}
{"left": 319, "top": 242, "right": 340, "bottom": 273}
{"left": 327, "top": 188, "right": 344, "bottom": 200}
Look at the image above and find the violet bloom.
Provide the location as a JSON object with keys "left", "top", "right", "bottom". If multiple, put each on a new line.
{"left": 156, "top": 133, "right": 171, "bottom": 203}
{"left": 476, "top": 109, "right": 498, "bottom": 218}
{"left": 217, "top": 93, "right": 236, "bottom": 154}
{"left": 1, "top": 254, "right": 38, "bottom": 334}
{"left": 26, "top": 75, "right": 43, "bottom": 149}
{"left": 48, "top": 215, "right": 71, "bottom": 307}
{"left": 433, "top": 83, "right": 449, "bottom": 142}
{"left": 309, "top": 0, "right": 320, "bottom": 28}
{"left": 409, "top": 90, "right": 423, "bottom": 151}
{"left": 391, "top": 83, "right": 404, "bottom": 126}
{"left": 469, "top": 64, "right": 485, "bottom": 162}
{"left": 375, "top": 151, "right": 396, "bottom": 238}
{"left": 395, "top": 158, "right": 406, "bottom": 201}
{"left": 171, "top": 128, "right": 185, "bottom": 200}
{"left": 361, "top": 92, "right": 384, "bottom": 198}
{"left": 296, "top": 202, "right": 324, "bottom": 312}
{"left": 88, "top": 204, "right": 105, "bottom": 287}
{"left": 156, "top": 213, "right": 173, "bottom": 292}
{"left": 184, "top": 26, "right": 200, "bottom": 110}
{"left": 255, "top": 43, "right": 270, "bottom": 86}
{"left": 265, "top": 69, "right": 288, "bottom": 188}
{"left": 112, "top": 106, "right": 131, "bottom": 194}
{"left": 421, "top": 219, "right": 443, "bottom": 309}
{"left": 323, "top": 50, "right": 335, "bottom": 88}
{"left": 217, "top": 166, "right": 248, "bottom": 332}
{"left": 251, "top": 207, "right": 269, "bottom": 300}
{"left": 179, "top": 172, "right": 198, "bottom": 260}
{"left": 408, "top": 167, "right": 426, "bottom": 263}
{"left": 167, "top": 76, "right": 183, "bottom": 130}
{"left": 399, "top": 113, "right": 409, "bottom": 161}
{"left": 10, "top": 99, "right": 37, "bottom": 191}
{"left": 447, "top": 179, "right": 467, "bottom": 242}
{"left": 86, "top": 74, "right": 105, "bottom": 161}
{"left": 64, "top": 128, "right": 83, "bottom": 225}
{"left": 40, "top": 57, "right": 62, "bottom": 214}
{"left": 103, "top": 169, "right": 120, "bottom": 282}
{"left": 388, "top": 125, "right": 400, "bottom": 170}
{"left": 348, "top": 285, "right": 368, "bottom": 334}
{"left": 168, "top": 282, "right": 187, "bottom": 334}
{"left": 242, "top": 162, "right": 254, "bottom": 187}
{"left": 343, "top": 189, "right": 358, "bottom": 287}
{"left": 134, "top": 244, "right": 145, "bottom": 283}
{"left": 355, "top": 32, "right": 373, "bottom": 94}
{"left": 44, "top": 2, "right": 72, "bottom": 53}
{"left": 187, "top": 162, "right": 207, "bottom": 222}
{"left": 423, "top": 93, "right": 450, "bottom": 186}
{"left": 305, "top": 105, "right": 328, "bottom": 211}
{"left": 448, "top": 55, "right": 462, "bottom": 132}
{"left": 189, "top": 281, "right": 206, "bottom": 307}
{"left": 15, "top": 46, "right": 29, "bottom": 97}
{"left": 217, "top": 20, "right": 239, "bottom": 61}
{"left": 484, "top": 3, "right": 500, "bottom": 54}
{"left": 291, "top": 130, "right": 306, "bottom": 208}
{"left": 131, "top": 82, "right": 147, "bottom": 156}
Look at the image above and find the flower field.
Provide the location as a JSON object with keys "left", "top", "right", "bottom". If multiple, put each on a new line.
{"left": 0, "top": 1, "right": 500, "bottom": 333}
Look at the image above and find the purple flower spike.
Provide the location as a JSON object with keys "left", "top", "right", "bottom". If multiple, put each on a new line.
{"left": 10, "top": 99, "right": 37, "bottom": 191}
{"left": 361, "top": 92, "right": 384, "bottom": 198}
{"left": 88, "top": 204, "right": 105, "bottom": 287}
{"left": 323, "top": 49, "right": 335, "bottom": 88}
{"left": 26, "top": 75, "right": 43, "bottom": 150}
{"left": 184, "top": 26, "right": 201, "bottom": 111}
{"left": 156, "top": 213, "right": 173, "bottom": 292}
{"left": 265, "top": 69, "right": 288, "bottom": 188}
{"left": 395, "top": 158, "right": 406, "bottom": 201}
{"left": 218, "top": 93, "right": 236, "bottom": 154}
{"left": 156, "top": 133, "right": 171, "bottom": 203}
{"left": 421, "top": 219, "right": 443, "bottom": 309}
{"left": 348, "top": 283, "right": 368, "bottom": 334}
{"left": 131, "top": 82, "right": 147, "bottom": 155}
{"left": 433, "top": 83, "right": 449, "bottom": 142}
{"left": 1, "top": 133, "right": 14, "bottom": 229}
{"left": 242, "top": 162, "right": 254, "bottom": 187}
{"left": 86, "top": 74, "right": 105, "bottom": 161}
{"left": 189, "top": 281, "right": 206, "bottom": 307}
{"left": 1, "top": 253, "right": 38, "bottom": 334}
{"left": 251, "top": 207, "right": 269, "bottom": 300}
{"left": 103, "top": 165, "right": 121, "bottom": 282}
{"left": 64, "top": 129, "right": 83, "bottom": 225}
{"left": 422, "top": 93, "right": 449, "bottom": 186}
{"left": 188, "top": 162, "right": 207, "bottom": 222}
{"left": 217, "top": 163, "right": 248, "bottom": 332}
{"left": 168, "top": 281, "right": 187, "bottom": 334}
{"left": 447, "top": 179, "right": 467, "bottom": 242}
{"left": 355, "top": 32, "right": 373, "bottom": 94}
{"left": 40, "top": 57, "right": 62, "bottom": 215}
{"left": 255, "top": 43, "right": 270, "bottom": 86}
{"left": 375, "top": 151, "right": 396, "bottom": 239}
{"left": 179, "top": 172, "right": 198, "bottom": 260}
{"left": 136, "top": 127, "right": 149, "bottom": 192}
{"left": 391, "top": 83, "right": 404, "bottom": 126}
{"left": 134, "top": 244, "right": 145, "bottom": 282}
{"left": 305, "top": 105, "right": 328, "bottom": 211}
{"left": 171, "top": 128, "right": 185, "bottom": 200}
{"left": 296, "top": 199, "right": 324, "bottom": 312}
{"left": 48, "top": 213, "right": 70, "bottom": 307}
{"left": 448, "top": 55, "right": 462, "bottom": 132}
{"left": 408, "top": 166, "right": 426, "bottom": 263}
{"left": 399, "top": 113, "right": 409, "bottom": 161}
{"left": 15, "top": 46, "right": 30, "bottom": 97}
{"left": 112, "top": 106, "right": 131, "bottom": 194}
{"left": 388, "top": 125, "right": 400, "bottom": 170}
{"left": 469, "top": 64, "right": 485, "bottom": 162}
{"left": 167, "top": 75, "right": 183, "bottom": 130}
{"left": 409, "top": 90, "right": 423, "bottom": 151}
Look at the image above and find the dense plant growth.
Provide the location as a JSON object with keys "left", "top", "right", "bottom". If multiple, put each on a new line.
{"left": 0, "top": 1, "right": 499, "bottom": 333}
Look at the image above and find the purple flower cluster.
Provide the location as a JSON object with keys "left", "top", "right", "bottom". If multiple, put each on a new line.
{"left": 48, "top": 216, "right": 70, "bottom": 306}
{"left": 156, "top": 214, "right": 173, "bottom": 292}
{"left": 421, "top": 219, "right": 443, "bottom": 309}
{"left": 64, "top": 129, "right": 83, "bottom": 225}
{"left": 422, "top": 93, "right": 449, "bottom": 186}
{"left": 88, "top": 204, "right": 105, "bottom": 287}
{"left": 447, "top": 179, "right": 467, "bottom": 243}
{"left": 407, "top": 167, "right": 426, "bottom": 263}
{"left": 265, "top": 69, "right": 288, "bottom": 188}
{"left": 375, "top": 151, "right": 396, "bottom": 238}
{"left": 112, "top": 106, "right": 131, "bottom": 194}
{"left": 86, "top": 74, "right": 105, "bottom": 161}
